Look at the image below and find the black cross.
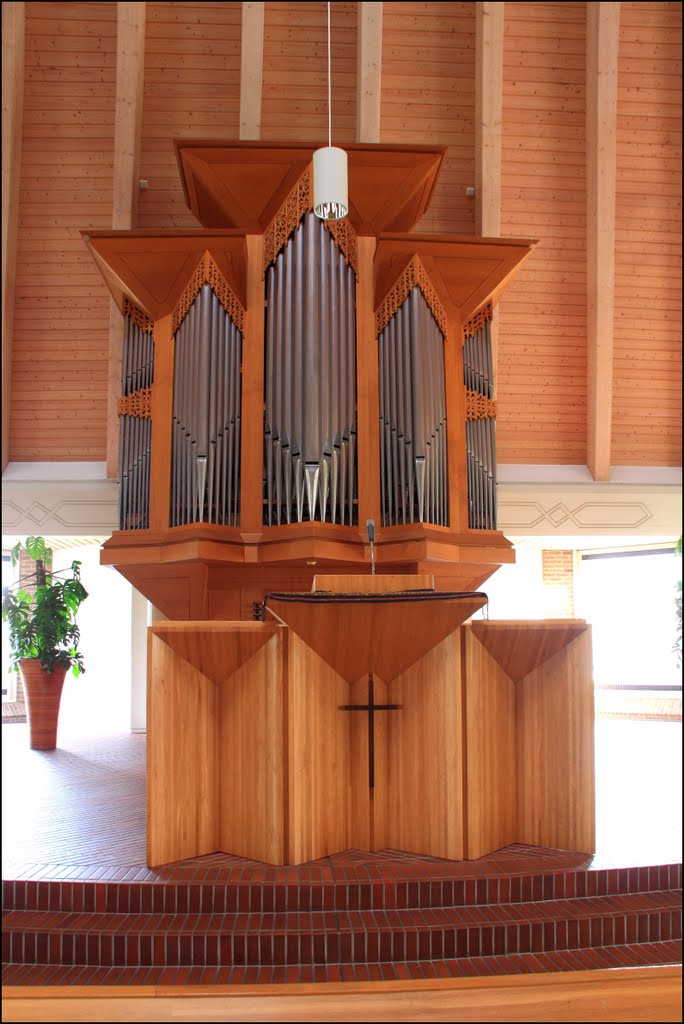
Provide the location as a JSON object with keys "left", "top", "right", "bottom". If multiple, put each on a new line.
{"left": 341, "top": 673, "right": 401, "bottom": 789}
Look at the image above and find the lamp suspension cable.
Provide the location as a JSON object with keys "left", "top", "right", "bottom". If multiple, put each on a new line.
{"left": 327, "top": 0, "right": 332, "bottom": 149}
{"left": 313, "top": 0, "right": 348, "bottom": 220}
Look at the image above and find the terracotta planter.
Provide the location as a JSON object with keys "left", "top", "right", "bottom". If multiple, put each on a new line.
{"left": 18, "top": 659, "right": 68, "bottom": 750}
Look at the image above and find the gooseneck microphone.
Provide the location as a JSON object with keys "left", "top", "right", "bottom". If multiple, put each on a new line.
{"left": 366, "top": 518, "right": 376, "bottom": 575}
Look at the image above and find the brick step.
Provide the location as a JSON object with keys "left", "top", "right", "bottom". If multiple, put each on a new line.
{"left": 3, "top": 891, "right": 681, "bottom": 967}
{"left": 2, "top": 940, "right": 682, "bottom": 987}
{"left": 4, "top": 863, "right": 681, "bottom": 914}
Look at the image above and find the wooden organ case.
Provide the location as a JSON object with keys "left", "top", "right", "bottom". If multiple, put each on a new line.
{"left": 84, "top": 145, "right": 595, "bottom": 868}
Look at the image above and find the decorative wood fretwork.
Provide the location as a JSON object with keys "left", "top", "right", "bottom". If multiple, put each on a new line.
{"left": 263, "top": 167, "right": 312, "bottom": 271}
{"left": 117, "top": 388, "right": 152, "bottom": 419}
{"left": 465, "top": 390, "right": 497, "bottom": 421}
{"left": 123, "top": 297, "right": 154, "bottom": 334}
{"left": 375, "top": 255, "right": 448, "bottom": 338}
{"left": 463, "top": 302, "right": 493, "bottom": 338}
{"left": 323, "top": 216, "right": 358, "bottom": 278}
{"left": 262, "top": 166, "right": 358, "bottom": 278}
{"left": 205, "top": 254, "right": 245, "bottom": 332}
{"left": 172, "top": 253, "right": 246, "bottom": 334}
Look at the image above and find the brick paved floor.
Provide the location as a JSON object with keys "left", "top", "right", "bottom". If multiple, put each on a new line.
{"left": 1, "top": 716, "right": 681, "bottom": 881}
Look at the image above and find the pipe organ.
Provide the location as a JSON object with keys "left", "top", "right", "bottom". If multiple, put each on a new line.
{"left": 84, "top": 143, "right": 536, "bottom": 619}
{"left": 117, "top": 302, "right": 154, "bottom": 531}
{"left": 378, "top": 287, "right": 448, "bottom": 527}
{"left": 463, "top": 306, "right": 497, "bottom": 532}
{"left": 264, "top": 211, "right": 357, "bottom": 526}
{"left": 171, "top": 283, "right": 243, "bottom": 527}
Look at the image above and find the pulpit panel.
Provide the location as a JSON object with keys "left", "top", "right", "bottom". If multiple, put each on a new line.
{"left": 286, "top": 630, "right": 353, "bottom": 864}
{"left": 218, "top": 635, "right": 285, "bottom": 864}
{"left": 147, "top": 633, "right": 219, "bottom": 867}
{"left": 462, "top": 626, "right": 517, "bottom": 859}
{"left": 387, "top": 631, "right": 464, "bottom": 861}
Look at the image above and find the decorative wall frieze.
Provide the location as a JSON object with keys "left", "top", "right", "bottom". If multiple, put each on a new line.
{"left": 1, "top": 476, "right": 680, "bottom": 542}
{"left": 123, "top": 297, "right": 154, "bottom": 334}
{"left": 375, "top": 255, "right": 448, "bottom": 338}
{"left": 465, "top": 390, "right": 497, "bottom": 420}
{"left": 497, "top": 482, "right": 681, "bottom": 538}
{"left": 463, "top": 302, "right": 493, "bottom": 338}
{"left": 2, "top": 481, "right": 118, "bottom": 535}
{"left": 117, "top": 388, "right": 152, "bottom": 419}
{"left": 172, "top": 253, "right": 246, "bottom": 335}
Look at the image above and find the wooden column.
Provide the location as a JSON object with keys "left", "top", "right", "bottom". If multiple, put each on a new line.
{"left": 475, "top": 2, "right": 504, "bottom": 379}
{"left": 356, "top": 2, "right": 383, "bottom": 143}
{"left": 240, "top": 234, "right": 266, "bottom": 535}
{"left": 239, "top": 1, "right": 264, "bottom": 141}
{"left": 586, "top": 2, "right": 619, "bottom": 481}
{"left": 356, "top": 235, "right": 381, "bottom": 531}
{"left": 148, "top": 314, "right": 174, "bottom": 532}
{"left": 107, "top": 1, "right": 147, "bottom": 479}
{"left": 1, "top": 1, "right": 25, "bottom": 473}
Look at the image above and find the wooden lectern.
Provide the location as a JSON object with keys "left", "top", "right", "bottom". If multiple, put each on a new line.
{"left": 147, "top": 576, "right": 594, "bottom": 867}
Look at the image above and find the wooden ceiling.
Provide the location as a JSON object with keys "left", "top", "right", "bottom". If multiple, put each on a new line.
{"left": 2, "top": 2, "right": 681, "bottom": 478}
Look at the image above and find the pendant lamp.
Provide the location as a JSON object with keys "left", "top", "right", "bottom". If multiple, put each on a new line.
{"left": 313, "top": 1, "right": 348, "bottom": 220}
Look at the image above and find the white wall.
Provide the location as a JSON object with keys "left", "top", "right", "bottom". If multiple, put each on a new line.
{"left": 476, "top": 544, "right": 546, "bottom": 620}
{"left": 52, "top": 545, "right": 133, "bottom": 733}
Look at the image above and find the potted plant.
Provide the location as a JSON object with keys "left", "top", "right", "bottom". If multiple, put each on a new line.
{"left": 1, "top": 536, "right": 88, "bottom": 750}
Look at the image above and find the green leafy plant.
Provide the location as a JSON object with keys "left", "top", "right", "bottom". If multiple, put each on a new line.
{"left": 1, "top": 536, "right": 89, "bottom": 676}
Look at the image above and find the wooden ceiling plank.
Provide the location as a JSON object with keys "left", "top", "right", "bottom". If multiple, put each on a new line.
{"left": 107, "top": 2, "right": 147, "bottom": 480}
{"left": 239, "top": 2, "right": 265, "bottom": 141}
{"left": 357, "top": 2, "right": 383, "bottom": 144}
{"left": 586, "top": 2, "right": 620, "bottom": 481}
{"left": 2, "top": 1, "right": 25, "bottom": 473}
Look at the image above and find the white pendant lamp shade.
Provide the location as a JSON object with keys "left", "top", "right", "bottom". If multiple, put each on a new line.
{"left": 313, "top": 146, "right": 348, "bottom": 220}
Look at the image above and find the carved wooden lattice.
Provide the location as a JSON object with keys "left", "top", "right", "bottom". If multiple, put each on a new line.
{"left": 465, "top": 391, "right": 497, "bottom": 420}
{"left": 375, "top": 255, "right": 448, "bottom": 338}
{"left": 117, "top": 388, "right": 152, "bottom": 419}
{"left": 463, "top": 302, "right": 493, "bottom": 338}
{"left": 262, "top": 166, "right": 358, "bottom": 277}
{"left": 324, "top": 215, "right": 358, "bottom": 278}
{"left": 123, "top": 297, "right": 154, "bottom": 333}
{"left": 172, "top": 253, "right": 246, "bottom": 334}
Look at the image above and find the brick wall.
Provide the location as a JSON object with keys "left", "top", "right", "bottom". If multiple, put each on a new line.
{"left": 541, "top": 549, "right": 575, "bottom": 618}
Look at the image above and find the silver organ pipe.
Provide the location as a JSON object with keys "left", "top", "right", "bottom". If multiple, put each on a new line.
{"left": 463, "top": 313, "right": 497, "bottom": 530}
{"left": 118, "top": 310, "right": 154, "bottom": 531}
{"left": 170, "top": 283, "right": 243, "bottom": 527}
{"left": 264, "top": 211, "right": 357, "bottom": 526}
{"left": 378, "top": 287, "right": 448, "bottom": 528}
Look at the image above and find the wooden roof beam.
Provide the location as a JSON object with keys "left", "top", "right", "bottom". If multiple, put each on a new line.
{"left": 586, "top": 3, "right": 619, "bottom": 482}
{"left": 357, "top": 2, "right": 383, "bottom": 143}
{"left": 107, "top": 2, "right": 147, "bottom": 479}
{"left": 475, "top": 2, "right": 503, "bottom": 239}
{"left": 475, "top": 2, "right": 504, "bottom": 378}
{"left": 240, "top": 2, "right": 265, "bottom": 141}
{"left": 2, "top": 1, "right": 25, "bottom": 474}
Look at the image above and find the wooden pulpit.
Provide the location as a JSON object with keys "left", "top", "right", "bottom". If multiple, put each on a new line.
{"left": 147, "top": 577, "right": 594, "bottom": 868}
